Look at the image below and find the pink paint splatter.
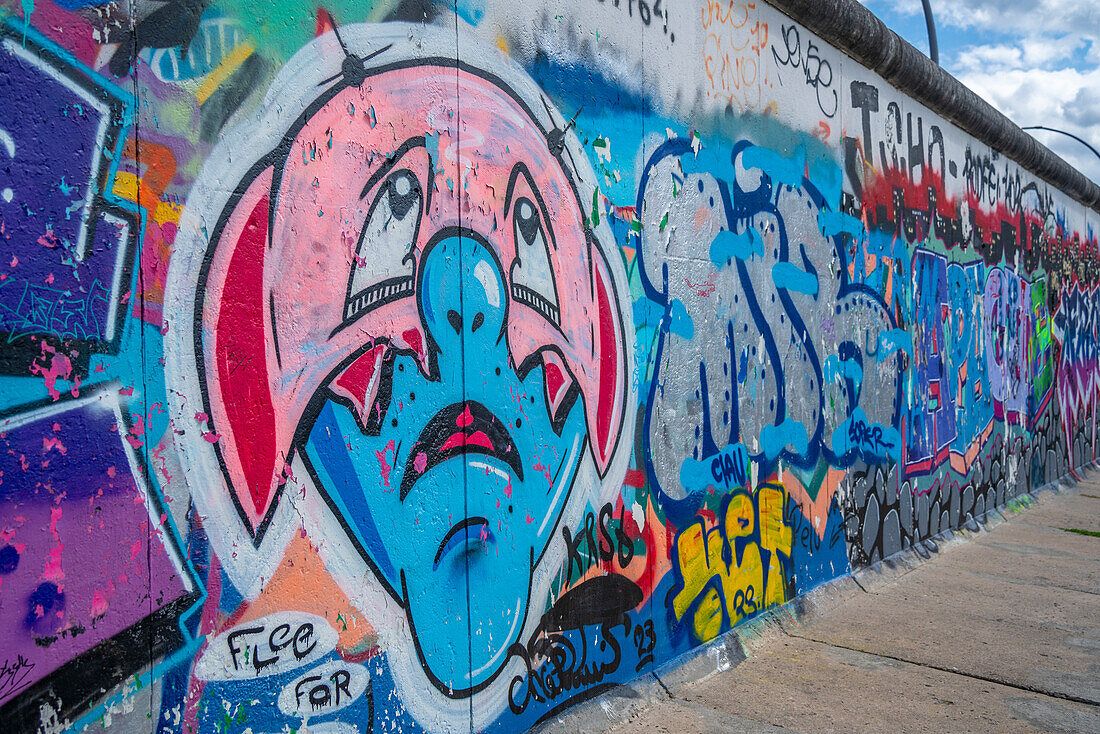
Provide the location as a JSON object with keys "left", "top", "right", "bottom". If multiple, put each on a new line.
{"left": 42, "top": 436, "right": 67, "bottom": 455}
{"left": 201, "top": 431, "right": 220, "bottom": 443}
{"left": 376, "top": 439, "right": 396, "bottom": 486}
{"left": 119, "top": 386, "right": 133, "bottom": 396}
{"left": 532, "top": 461, "right": 553, "bottom": 488}
{"left": 43, "top": 506, "right": 64, "bottom": 583}
{"left": 29, "top": 343, "right": 80, "bottom": 401}
{"left": 413, "top": 451, "right": 427, "bottom": 474}
{"left": 37, "top": 230, "right": 59, "bottom": 248}
{"left": 194, "top": 412, "right": 208, "bottom": 422}
{"left": 125, "top": 435, "right": 144, "bottom": 449}
{"left": 90, "top": 589, "right": 108, "bottom": 618}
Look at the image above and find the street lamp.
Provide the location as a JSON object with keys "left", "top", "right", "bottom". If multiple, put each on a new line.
{"left": 1022, "top": 126, "right": 1100, "bottom": 163}
{"left": 921, "top": 0, "right": 939, "bottom": 64}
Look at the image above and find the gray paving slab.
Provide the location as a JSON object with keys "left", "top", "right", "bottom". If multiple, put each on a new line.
{"left": 1016, "top": 491, "right": 1100, "bottom": 534}
{"left": 802, "top": 531, "right": 1100, "bottom": 704}
{"left": 970, "top": 521, "right": 1100, "bottom": 562}
{"left": 938, "top": 523, "right": 1100, "bottom": 595}
{"left": 670, "top": 636, "right": 1100, "bottom": 734}
{"left": 608, "top": 697, "right": 796, "bottom": 734}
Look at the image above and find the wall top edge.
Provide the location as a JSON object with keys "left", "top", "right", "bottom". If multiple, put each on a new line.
{"left": 766, "top": 0, "right": 1100, "bottom": 213}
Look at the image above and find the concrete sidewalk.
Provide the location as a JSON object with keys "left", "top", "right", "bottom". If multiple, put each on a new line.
{"left": 545, "top": 479, "right": 1100, "bottom": 734}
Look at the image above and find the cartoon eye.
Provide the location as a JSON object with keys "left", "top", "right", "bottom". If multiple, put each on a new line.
{"left": 509, "top": 196, "right": 560, "bottom": 326}
{"left": 344, "top": 169, "right": 423, "bottom": 323}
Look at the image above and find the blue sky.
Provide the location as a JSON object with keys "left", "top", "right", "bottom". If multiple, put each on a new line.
{"left": 859, "top": 0, "right": 1100, "bottom": 186}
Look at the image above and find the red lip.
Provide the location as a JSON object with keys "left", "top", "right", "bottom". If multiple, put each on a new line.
{"left": 439, "top": 431, "right": 495, "bottom": 452}
{"left": 401, "top": 401, "right": 522, "bottom": 501}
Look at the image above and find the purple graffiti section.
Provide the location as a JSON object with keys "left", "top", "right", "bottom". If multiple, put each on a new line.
{"left": 1053, "top": 283, "right": 1100, "bottom": 461}
{"left": 0, "top": 390, "right": 193, "bottom": 707}
{"left": 0, "top": 29, "right": 134, "bottom": 359}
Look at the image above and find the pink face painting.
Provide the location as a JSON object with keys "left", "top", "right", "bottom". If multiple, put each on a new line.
{"left": 194, "top": 47, "right": 628, "bottom": 693}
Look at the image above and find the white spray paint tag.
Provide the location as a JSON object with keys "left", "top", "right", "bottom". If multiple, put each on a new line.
{"left": 277, "top": 660, "right": 371, "bottom": 718}
{"left": 194, "top": 611, "right": 338, "bottom": 680}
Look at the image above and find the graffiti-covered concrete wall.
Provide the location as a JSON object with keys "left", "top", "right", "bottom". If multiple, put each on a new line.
{"left": 1, "top": 0, "right": 1097, "bottom": 731}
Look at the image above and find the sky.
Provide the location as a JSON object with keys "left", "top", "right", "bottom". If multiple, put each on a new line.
{"left": 858, "top": 0, "right": 1100, "bottom": 186}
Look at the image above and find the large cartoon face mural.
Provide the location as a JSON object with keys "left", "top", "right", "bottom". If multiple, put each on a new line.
{"left": 167, "top": 22, "right": 629, "bottom": 706}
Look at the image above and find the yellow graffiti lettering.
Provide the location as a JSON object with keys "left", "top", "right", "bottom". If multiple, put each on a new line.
{"left": 670, "top": 483, "right": 794, "bottom": 642}
{"left": 757, "top": 485, "right": 793, "bottom": 609}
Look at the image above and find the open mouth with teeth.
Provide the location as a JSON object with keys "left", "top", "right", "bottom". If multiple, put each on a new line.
{"left": 400, "top": 401, "right": 523, "bottom": 500}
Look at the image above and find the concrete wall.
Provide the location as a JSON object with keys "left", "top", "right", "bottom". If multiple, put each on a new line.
{"left": 0, "top": 1, "right": 1097, "bottom": 732}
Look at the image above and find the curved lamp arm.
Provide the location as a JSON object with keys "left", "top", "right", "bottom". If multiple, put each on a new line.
{"left": 1022, "top": 125, "right": 1100, "bottom": 163}
{"left": 920, "top": 0, "right": 939, "bottom": 64}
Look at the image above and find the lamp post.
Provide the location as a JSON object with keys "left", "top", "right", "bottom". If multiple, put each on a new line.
{"left": 1022, "top": 126, "right": 1100, "bottom": 164}
{"left": 921, "top": 0, "right": 939, "bottom": 64}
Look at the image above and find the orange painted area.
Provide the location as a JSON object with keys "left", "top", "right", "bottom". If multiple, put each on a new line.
{"left": 949, "top": 419, "right": 994, "bottom": 475}
{"left": 784, "top": 466, "right": 847, "bottom": 540}
{"left": 228, "top": 531, "right": 378, "bottom": 657}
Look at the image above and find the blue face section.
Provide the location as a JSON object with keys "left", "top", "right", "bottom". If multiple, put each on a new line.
{"left": 304, "top": 235, "right": 587, "bottom": 694}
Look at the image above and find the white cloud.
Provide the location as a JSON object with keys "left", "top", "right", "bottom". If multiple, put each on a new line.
{"left": 954, "top": 36, "right": 1086, "bottom": 71}
{"left": 1066, "top": 85, "right": 1100, "bottom": 128}
{"left": 863, "top": 0, "right": 1100, "bottom": 44}
{"left": 940, "top": 0, "right": 1099, "bottom": 46}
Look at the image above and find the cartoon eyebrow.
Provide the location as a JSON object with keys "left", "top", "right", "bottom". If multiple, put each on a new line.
{"left": 502, "top": 162, "right": 558, "bottom": 251}
{"left": 327, "top": 139, "right": 432, "bottom": 337}
{"left": 361, "top": 137, "right": 428, "bottom": 200}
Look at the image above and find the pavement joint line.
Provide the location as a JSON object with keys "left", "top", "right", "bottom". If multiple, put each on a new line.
{"left": 787, "top": 632, "right": 1100, "bottom": 709}
{"left": 1016, "top": 519, "right": 1100, "bottom": 535}
{"left": 849, "top": 574, "right": 871, "bottom": 594}
{"left": 651, "top": 671, "right": 673, "bottom": 699}
{"left": 931, "top": 569, "right": 1100, "bottom": 597}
